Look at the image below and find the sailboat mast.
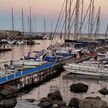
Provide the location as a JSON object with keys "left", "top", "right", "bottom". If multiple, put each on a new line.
{"left": 64, "top": 0, "right": 68, "bottom": 39}
{"left": 12, "top": 8, "right": 14, "bottom": 32}
{"left": 105, "top": 25, "right": 108, "bottom": 38}
{"left": 67, "top": 0, "right": 72, "bottom": 39}
{"left": 88, "top": 0, "right": 92, "bottom": 34}
{"left": 44, "top": 18, "right": 46, "bottom": 33}
{"left": 89, "top": 0, "right": 95, "bottom": 38}
{"left": 29, "top": 6, "right": 32, "bottom": 36}
{"left": 22, "top": 8, "right": 24, "bottom": 36}
{"left": 27, "top": 16, "right": 30, "bottom": 33}
{"left": 95, "top": 6, "right": 101, "bottom": 39}
{"left": 74, "top": 0, "right": 80, "bottom": 40}
{"left": 91, "top": 0, "right": 94, "bottom": 28}
{"left": 80, "top": 0, "right": 84, "bottom": 36}
{"left": 50, "top": 20, "right": 53, "bottom": 33}
{"left": 33, "top": 15, "right": 36, "bottom": 33}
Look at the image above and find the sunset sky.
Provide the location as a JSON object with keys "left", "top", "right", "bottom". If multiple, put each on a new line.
{"left": 0, "top": 0, "right": 108, "bottom": 33}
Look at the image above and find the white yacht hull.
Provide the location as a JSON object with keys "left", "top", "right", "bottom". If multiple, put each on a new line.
{"left": 12, "top": 60, "right": 46, "bottom": 66}
{"left": 64, "top": 64, "right": 108, "bottom": 77}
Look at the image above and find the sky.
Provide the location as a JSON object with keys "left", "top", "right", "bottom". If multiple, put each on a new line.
{"left": 0, "top": 0, "right": 108, "bottom": 33}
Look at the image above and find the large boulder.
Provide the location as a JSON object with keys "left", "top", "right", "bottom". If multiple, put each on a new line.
{"left": 38, "top": 101, "right": 52, "bottom": 108}
{"left": 79, "top": 98, "right": 107, "bottom": 108}
{"left": 68, "top": 98, "right": 79, "bottom": 108}
{"left": 38, "top": 97, "right": 53, "bottom": 108}
{"left": 0, "top": 98, "right": 17, "bottom": 108}
{"left": 47, "top": 90, "right": 63, "bottom": 101}
{"left": 99, "top": 88, "right": 108, "bottom": 95}
{"left": 40, "top": 97, "right": 52, "bottom": 103}
{"left": 0, "top": 85, "right": 18, "bottom": 98}
{"left": 70, "top": 83, "right": 88, "bottom": 93}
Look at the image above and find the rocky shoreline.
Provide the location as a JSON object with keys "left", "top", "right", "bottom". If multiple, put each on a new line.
{"left": 37, "top": 83, "right": 108, "bottom": 108}
{"left": 1, "top": 80, "right": 108, "bottom": 108}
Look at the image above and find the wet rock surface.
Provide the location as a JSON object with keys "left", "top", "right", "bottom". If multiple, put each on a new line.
{"left": 68, "top": 98, "right": 80, "bottom": 108}
{"left": 0, "top": 98, "right": 17, "bottom": 108}
{"left": 79, "top": 98, "right": 107, "bottom": 108}
{"left": 38, "top": 89, "right": 108, "bottom": 108}
{"left": 0, "top": 85, "right": 18, "bottom": 98}
{"left": 70, "top": 83, "right": 88, "bottom": 93}
{"left": 38, "top": 101, "right": 52, "bottom": 108}
{"left": 0, "top": 85, "right": 18, "bottom": 108}
{"left": 40, "top": 97, "right": 52, "bottom": 103}
{"left": 47, "top": 90, "right": 63, "bottom": 101}
{"left": 38, "top": 90, "right": 69, "bottom": 108}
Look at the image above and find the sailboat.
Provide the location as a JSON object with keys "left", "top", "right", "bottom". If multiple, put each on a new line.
{"left": 11, "top": 51, "right": 46, "bottom": 67}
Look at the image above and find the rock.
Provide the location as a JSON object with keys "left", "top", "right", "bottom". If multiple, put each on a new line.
{"left": 47, "top": 90, "right": 63, "bottom": 101}
{"left": 0, "top": 98, "right": 17, "bottom": 108}
{"left": 70, "top": 83, "right": 88, "bottom": 93}
{"left": 52, "top": 101, "right": 66, "bottom": 107}
{"left": 38, "top": 101, "right": 52, "bottom": 108}
{"left": 26, "top": 99, "right": 35, "bottom": 103}
{"left": 68, "top": 98, "right": 79, "bottom": 108}
{"left": 99, "top": 88, "right": 108, "bottom": 95}
{"left": 40, "top": 97, "right": 52, "bottom": 103}
{"left": 79, "top": 98, "right": 107, "bottom": 108}
{"left": 0, "top": 85, "right": 18, "bottom": 98}
{"left": 85, "top": 96, "right": 101, "bottom": 100}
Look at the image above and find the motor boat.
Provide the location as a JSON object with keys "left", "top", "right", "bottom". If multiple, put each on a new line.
{"left": 64, "top": 62, "right": 108, "bottom": 77}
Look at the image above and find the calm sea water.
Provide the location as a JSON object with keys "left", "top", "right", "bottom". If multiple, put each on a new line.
{"left": 0, "top": 39, "right": 108, "bottom": 108}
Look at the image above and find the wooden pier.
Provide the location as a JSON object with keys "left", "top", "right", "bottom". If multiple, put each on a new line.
{"left": 0, "top": 62, "right": 63, "bottom": 89}
{"left": 0, "top": 55, "right": 92, "bottom": 89}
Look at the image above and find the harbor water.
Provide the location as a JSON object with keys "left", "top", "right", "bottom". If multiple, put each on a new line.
{"left": 0, "top": 39, "right": 108, "bottom": 107}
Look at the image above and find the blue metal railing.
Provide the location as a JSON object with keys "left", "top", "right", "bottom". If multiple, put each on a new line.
{"left": 0, "top": 62, "right": 56, "bottom": 85}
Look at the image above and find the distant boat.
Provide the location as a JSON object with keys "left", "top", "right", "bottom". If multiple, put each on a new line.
{"left": 8, "top": 40, "right": 16, "bottom": 45}
{"left": 16, "top": 40, "right": 26, "bottom": 45}
{"left": 11, "top": 52, "right": 46, "bottom": 67}
{"left": 11, "top": 59, "right": 46, "bottom": 67}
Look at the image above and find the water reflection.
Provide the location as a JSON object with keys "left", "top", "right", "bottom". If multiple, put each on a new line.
{"left": 0, "top": 40, "right": 53, "bottom": 62}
